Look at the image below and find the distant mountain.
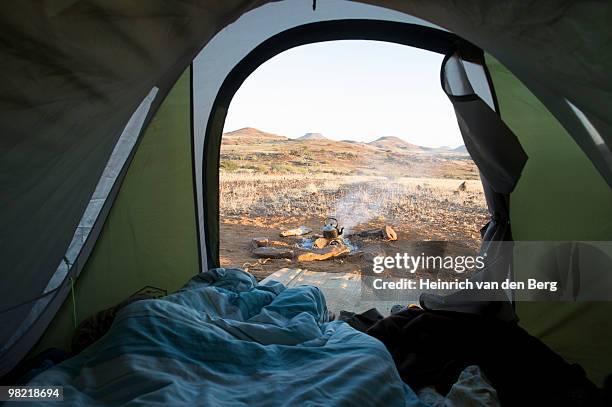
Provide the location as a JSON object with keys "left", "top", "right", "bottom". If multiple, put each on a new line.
{"left": 219, "top": 127, "right": 478, "bottom": 179}
{"left": 223, "top": 127, "right": 288, "bottom": 144}
{"left": 368, "top": 136, "right": 422, "bottom": 151}
{"left": 223, "top": 127, "right": 469, "bottom": 157}
{"left": 299, "top": 132, "right": 327, "bottom": 141}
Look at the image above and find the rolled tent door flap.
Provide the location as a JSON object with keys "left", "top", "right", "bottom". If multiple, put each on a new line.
{"left": 441, "top": 52, "right": 528, "bottom": 195}
{"left": 420, "top": 50, "right": 525, "bottom": 318}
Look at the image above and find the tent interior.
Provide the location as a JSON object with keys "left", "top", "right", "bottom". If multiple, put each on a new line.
{"left": 1, "top": 0, "right": 611, "bottom": 405}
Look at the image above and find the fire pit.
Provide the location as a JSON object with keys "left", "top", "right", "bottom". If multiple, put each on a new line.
{"left": 298, "top": 236, "right": 359, "bottom": 252}
{"left": 250, "top": 217, "right": 397, "bottom": 263}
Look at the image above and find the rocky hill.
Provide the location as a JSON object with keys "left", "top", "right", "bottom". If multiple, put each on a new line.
{"left": 221, "top": 127, "right": 475, "bottom": 179}
{"left": 453, "top": 145, "right": 468, "bottom": 153}
{"left": 298, "top": 132, "right": 327, "bottom": 141}
{"left": 368, "top": 136, "right": 422, "bottom": 151}
{"left": 223, "top": 127, "right": 288, "bottom": 144}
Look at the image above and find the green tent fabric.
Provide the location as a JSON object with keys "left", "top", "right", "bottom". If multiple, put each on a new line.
{"left": 31, "top": 69, "right": 199, "bottom": 354}
{"left": 486, "top": 55, "right": 612, "bottom": 386}
{"left": 487, "top": 56, "right": 612, "bottom": 241}
{"left": 1, "top": 0, "right": 610, "bottom": 385}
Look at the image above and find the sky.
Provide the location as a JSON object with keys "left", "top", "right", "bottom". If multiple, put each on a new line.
{"left": 223, "top": 40, "right": 463, "bottom": 148}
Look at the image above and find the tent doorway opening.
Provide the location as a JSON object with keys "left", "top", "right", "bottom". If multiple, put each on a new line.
{"left": 218, "top": 40, "right": 488, "bottom": 293}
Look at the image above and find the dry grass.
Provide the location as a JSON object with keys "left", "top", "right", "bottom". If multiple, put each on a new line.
{"left": 220, "top": 172, "right": 487, "bottom": 242}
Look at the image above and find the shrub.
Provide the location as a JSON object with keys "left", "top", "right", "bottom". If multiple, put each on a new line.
{"left": 221, "top": 161, "right": 240, "bottom": 172}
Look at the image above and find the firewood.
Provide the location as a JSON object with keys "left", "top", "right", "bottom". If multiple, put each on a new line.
{"left": 279, "top": 226, "right": 312, "bottom": 237}
{"left": 252, "top": 246, "right": 294, "bottom": 259}
{"left": 296, "top": 245, "right": 349, "bottom": 262}
{"left": 313, "top": 237, "right": 330, "bottom": 249}
{"left": 382, "top": 225, "right": 398, "bottom": 241}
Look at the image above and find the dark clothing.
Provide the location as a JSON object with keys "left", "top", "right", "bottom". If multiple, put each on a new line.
{"left": 350, "top": 307, "right": 602, "bottom": 406}
{"left": 338, "top": 308, "right": 384, "bottom": 332}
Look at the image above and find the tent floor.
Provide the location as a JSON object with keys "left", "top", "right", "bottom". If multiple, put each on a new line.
{"left": 261, "top": 268, "right": 424, "bottom": 315}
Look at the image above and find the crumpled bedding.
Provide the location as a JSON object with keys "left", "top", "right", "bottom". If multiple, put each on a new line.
{"left": 12, "top": 268, "right": 423, "bottom": 406}
{"left": 418, "top": 365, "right": 500, "bottom": 407}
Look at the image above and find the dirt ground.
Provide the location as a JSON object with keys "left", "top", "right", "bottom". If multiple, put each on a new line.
{"left": 220, "top": 212, "right": 486, "bottom": 282}
{"left": 219, "top": 129, "right": 488, "bottom": 281}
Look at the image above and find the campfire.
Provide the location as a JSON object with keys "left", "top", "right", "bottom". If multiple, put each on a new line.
{"left": 250, "top": 217, "right": 397, "bottom": 263}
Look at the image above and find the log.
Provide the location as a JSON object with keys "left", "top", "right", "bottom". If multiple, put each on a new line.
{"left": 252, "top": 246, "right": 294, "bottom": 259}
{"left": 280, "top": 226, "right": 312, "bottom": 237}
{"left": 250, "top": 237, "right": 269, "bottom": 249}
{"left": 356, "top": 225, "right": 397, "bottom": 240}
{"left": 356, "top": 229, "right": 384, "bottom": 238}
{"left": 382, "top": 225, "right": 398, "bottom": 241}
{"left": 313, "top": 237, "right": 330, "bottom": 249}
{"left": 297, "top": 245, "right": 349, "bottom": 262}
{"left": 251, "top": 238, "right": 291, "bottom": 250}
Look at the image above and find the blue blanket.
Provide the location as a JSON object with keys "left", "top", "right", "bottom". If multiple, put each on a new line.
{"left": 13, "top": 269, "right": 424, "bottom": 406}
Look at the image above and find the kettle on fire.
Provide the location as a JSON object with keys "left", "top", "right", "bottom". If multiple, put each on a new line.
{"left": 322, "top": 217, "right": 344, "bottom": 239}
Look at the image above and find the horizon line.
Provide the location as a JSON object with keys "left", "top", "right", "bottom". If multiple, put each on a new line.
{"left": 223, "top": 126, "right": 466, "bottom": 149}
